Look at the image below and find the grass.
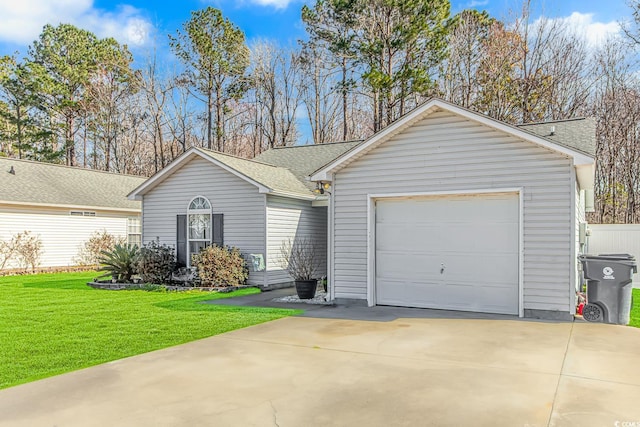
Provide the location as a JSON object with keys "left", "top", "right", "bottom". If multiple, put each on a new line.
{"left": 630, "top": 288, "right": 640, "bottom": 328}
{"left": 0, "top": 271, "right": 300, "bottom": 389}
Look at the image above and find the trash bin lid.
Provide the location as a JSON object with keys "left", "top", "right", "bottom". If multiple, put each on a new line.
{"left": 579, "top": 253, "right": 636, "bottom": 261}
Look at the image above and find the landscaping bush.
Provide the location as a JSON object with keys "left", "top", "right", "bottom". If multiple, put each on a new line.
{"left": 75, "top": 231, "right": 126, "bottom": 267}
{"left": 192, "top": 245, "right": 248, "bottom": 287}
{"left": 98, "top": 244, "right": 139, "bottom": 282}
{"left": 137, "top": 240, "right": 175, "bottom": 285}
{"left": 0, "top": 231, "right": 43, "bottom": 272}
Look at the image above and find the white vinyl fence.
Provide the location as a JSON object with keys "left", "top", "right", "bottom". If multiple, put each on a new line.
{"left": 587, "top": 224, "right": 640, "bottom": 288}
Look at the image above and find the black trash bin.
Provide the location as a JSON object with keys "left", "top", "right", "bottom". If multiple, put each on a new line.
{"left": 578, "top": 254, "right": 637, "bottom": 324}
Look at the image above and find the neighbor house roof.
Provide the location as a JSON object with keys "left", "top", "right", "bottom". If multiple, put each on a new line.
{"left": 0, "top": 157, "right": 145, "bottom": 212}
{"left": 129, "top": 141, "right": 362, "bottom": 201}
{"left": 518, "top": 117, "right": 596, "bottom": 157}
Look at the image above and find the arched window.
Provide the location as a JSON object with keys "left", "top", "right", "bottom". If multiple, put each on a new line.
{"left": 187, "top": 196, "right": 211, "bottom": 265}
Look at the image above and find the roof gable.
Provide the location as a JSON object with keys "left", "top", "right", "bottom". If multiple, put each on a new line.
{"left": 0, "top": 157, "right": 145, "bottom": 211}
{"left": 129, "top": 141, "right": 364, "bottom": 201}
{"left": 310, "top": 98, "right": 595, "bottom": 182}
{"left": 128, "top": 148, "right": 316, "bottom": 201}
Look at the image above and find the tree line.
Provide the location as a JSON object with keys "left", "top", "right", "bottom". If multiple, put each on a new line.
{"left": 1, "top": 0, "right": 640, "bottom": 223}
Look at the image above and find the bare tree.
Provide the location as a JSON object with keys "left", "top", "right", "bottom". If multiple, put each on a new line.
{"left": 251, "top": 41, "right": 301, "bottom": 149}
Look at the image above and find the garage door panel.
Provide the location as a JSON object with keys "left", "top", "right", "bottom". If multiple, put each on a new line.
{"left": 375, "top": 193, "right": 519, "bottom": 315}
{"left": 377, "top": 251, "right": 518, "bottom": 284}
{"left": 376, "top": 251, "right": 443, "bottom": 280}
{"left": 376, "top": 223, "right": 518, "bottom": 254}
{"left": 375, "top": 224, "right": 446, "bottom": 252}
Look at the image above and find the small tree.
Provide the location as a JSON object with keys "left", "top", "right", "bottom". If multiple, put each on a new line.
{"left": 75, "top": 230, "right": 126, "bottom": 267}
{"left": 14, "top": 231, "right": 42, "bottom": 271}
{"left": 0, "top": 231, "right": 42, "bottom": 271}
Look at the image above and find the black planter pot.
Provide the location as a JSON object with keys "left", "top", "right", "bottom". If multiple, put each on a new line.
{"left": 295, "top": 279, "right": 317, "bottom": 299}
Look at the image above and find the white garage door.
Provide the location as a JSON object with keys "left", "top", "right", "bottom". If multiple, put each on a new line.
{"left": 375, "top": 193, "right": 519, "bottom": 315}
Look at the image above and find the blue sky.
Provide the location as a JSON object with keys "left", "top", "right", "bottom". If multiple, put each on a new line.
{"left": 0, "top": 0, "right": 632, "bottom": 58}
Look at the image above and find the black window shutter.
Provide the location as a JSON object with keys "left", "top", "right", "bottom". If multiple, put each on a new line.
{"left": 176, "top": 215, "right": 187, "bottom": 267}
{"left": 212, "top": 214, "right": 224, "bottom": 247}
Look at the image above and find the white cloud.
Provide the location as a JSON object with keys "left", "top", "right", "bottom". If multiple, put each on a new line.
{"left": 466, "top": 0, "right": 489, "bottom": 8}
{"left": 543, "top": 12, "right": 620, "bottom": 48}
{"left": 0, "top": 0, "right": 153, "bottom": 47}
{"left": 250, "top": 0, "right": 293, "bottom": 8}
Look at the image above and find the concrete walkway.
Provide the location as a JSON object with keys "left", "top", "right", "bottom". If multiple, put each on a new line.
{"left": 0, "top": 307, "right": 639, "bottom": 426}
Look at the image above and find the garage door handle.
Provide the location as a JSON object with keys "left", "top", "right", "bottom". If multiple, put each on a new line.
{"left": 440, "top": 264, "right": 445, "bottom": 274}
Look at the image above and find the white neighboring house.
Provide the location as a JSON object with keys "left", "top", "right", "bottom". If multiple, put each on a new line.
{"left": 0, "top": 157, "right": 146, "bottom": 269}
{"left": 131, "top": 98, "right": 596, "bottom": 320}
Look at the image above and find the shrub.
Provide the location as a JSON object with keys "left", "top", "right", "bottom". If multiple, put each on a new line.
{"left": 75, "top": 231, "right": 126, "bottom": 267}
{"left": 0, "top": 231, "right": 43, "bottom": 272}
{"left": 192, "top": 245, "right": 248, "bottom": 287}
{"left": 137, "top": 240, "right": 176, "bottom": 285}
{"left": 98, "top": 244, "right": 139, "bottom": 282}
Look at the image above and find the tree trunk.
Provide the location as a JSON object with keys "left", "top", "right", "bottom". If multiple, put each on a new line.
{"left": 342, "top": 57, "right": 348, "bottom": 141}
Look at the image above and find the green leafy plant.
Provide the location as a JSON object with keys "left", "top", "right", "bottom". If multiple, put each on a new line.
{"left": 192, "top": 245, "right": 248, "bottom": 287}
{"left": 98, "top": 244, "right": 139, "bottom": 282}
{"left": 137, "top": 240, "right": 176, "bottom": 285}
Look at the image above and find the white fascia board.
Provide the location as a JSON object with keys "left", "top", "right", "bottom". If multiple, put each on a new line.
{"left": 0, "top": 200, "right": 140, "bottom": 213}
{"left": 269, "top": 190, "right": 316, "bottom": 201}
{"left": 310, "top": 98, "right": 595, "bottom": 181}
{"left": 128, "top": 148, "right": 272, "bottom": 200}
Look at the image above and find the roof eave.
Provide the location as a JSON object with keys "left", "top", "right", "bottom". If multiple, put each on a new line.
{"left": 0, "top": 200, "right": 141, "bottom": 213}
{"left": 270, "top": 190, "right": 317, "bottom": 201}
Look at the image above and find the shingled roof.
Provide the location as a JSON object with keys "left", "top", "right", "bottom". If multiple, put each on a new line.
{"left": 0, "top": 157, "right": 145, "bottom": 211}
{"left": 518, "top": 117, "right": 596, "bottom": 157}
{"left": 253, "top": 140, "right": 362, "bottom": 190}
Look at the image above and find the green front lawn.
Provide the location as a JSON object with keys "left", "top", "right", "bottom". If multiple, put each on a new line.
{"left": 631, "top": 288, "right": 640, "bottom": 328}
{"left": 0, "top": 272, "right": 299, "bottom": 389}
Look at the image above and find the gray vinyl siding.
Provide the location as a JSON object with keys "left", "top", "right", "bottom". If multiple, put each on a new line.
{"left": 142, "top": 157, "right": 266, "bottom": 286}
{"left": 265, "top": 195, "right": 327, "bottom": 286}
{"left": 333, "top": 110, "right": 574, "bottom": 312}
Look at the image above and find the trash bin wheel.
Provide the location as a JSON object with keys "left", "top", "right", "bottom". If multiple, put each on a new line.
{"left": 583, "top": 303, "right": 604, "bottom": 322}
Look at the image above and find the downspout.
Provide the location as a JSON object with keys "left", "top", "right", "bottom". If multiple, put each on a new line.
{"left": 570, "top": 169, "right": 578, "bottom": 316}
{"left": 328, "top": 173, "right": 335, "bottom": 302}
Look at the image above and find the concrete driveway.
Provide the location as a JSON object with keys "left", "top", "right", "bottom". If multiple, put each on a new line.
{"left": 0, "top": 316, "right": 639, "bottom": 427}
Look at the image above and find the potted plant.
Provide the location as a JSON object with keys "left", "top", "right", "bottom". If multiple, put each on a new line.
{"left": 280, "top": 237, "right": 318, "bottom": 299}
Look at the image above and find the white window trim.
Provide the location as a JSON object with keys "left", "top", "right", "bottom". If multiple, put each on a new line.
{"left": 187, "top": 196, "right": 212, "bottom": 267}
